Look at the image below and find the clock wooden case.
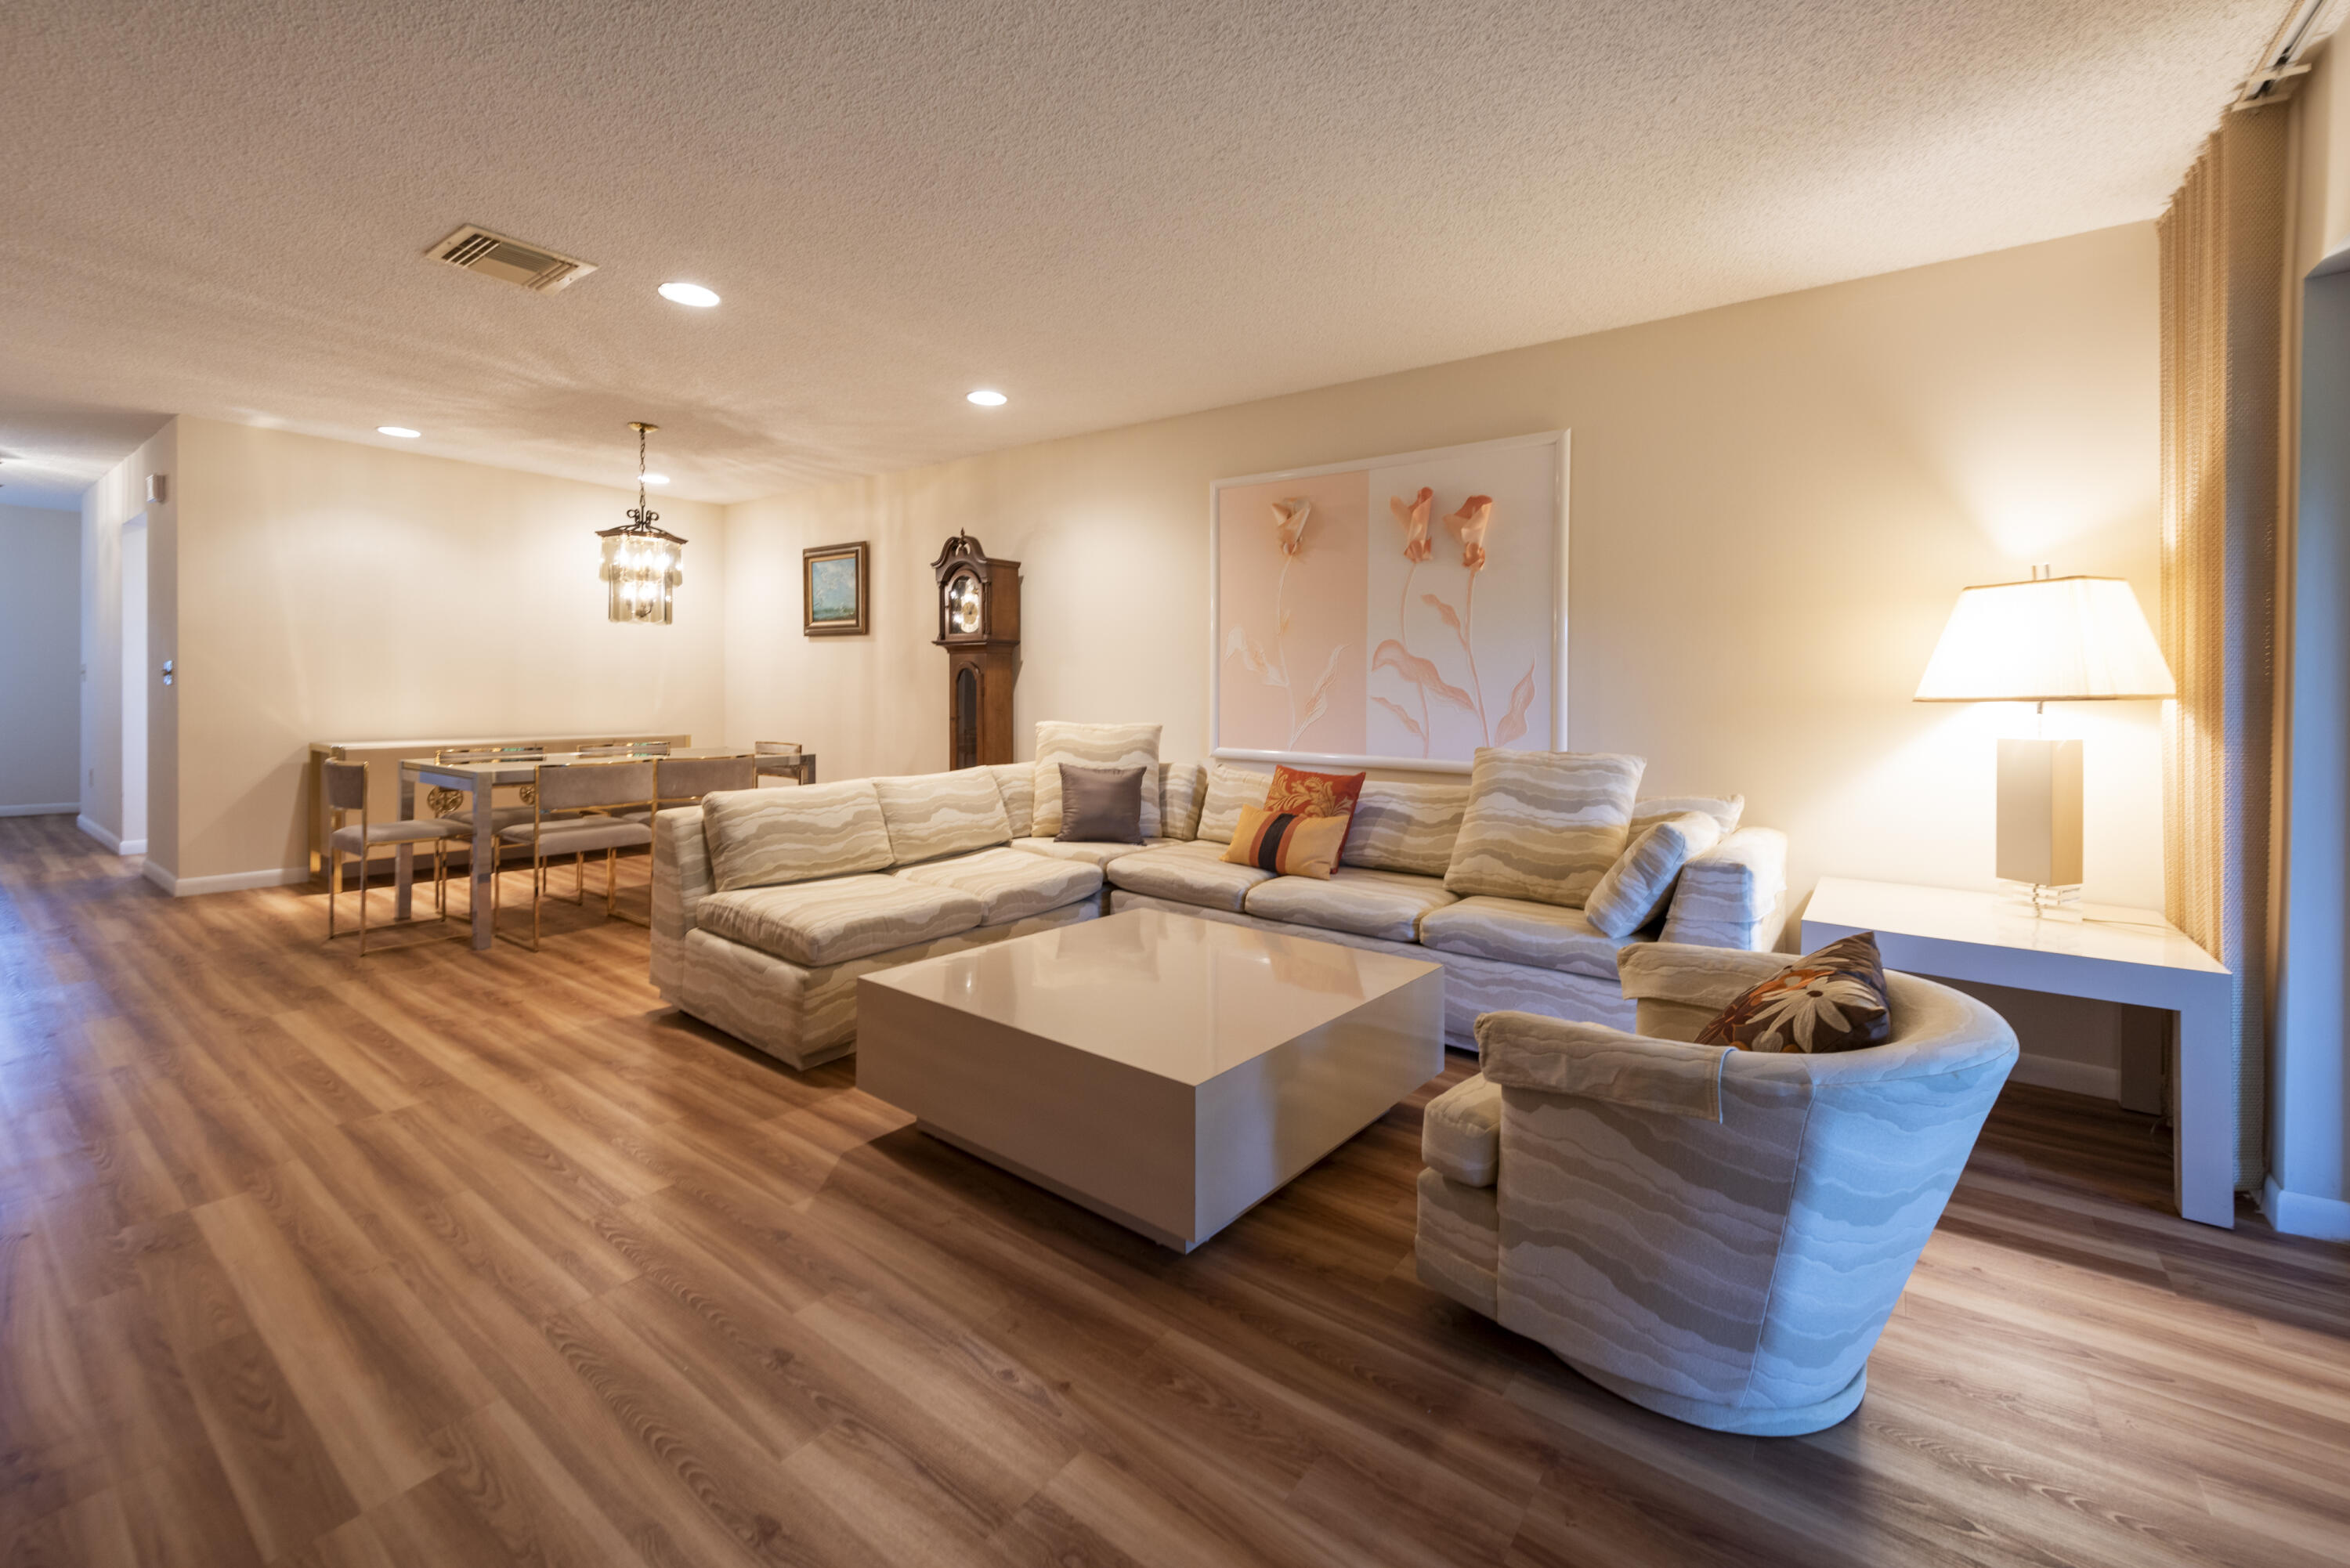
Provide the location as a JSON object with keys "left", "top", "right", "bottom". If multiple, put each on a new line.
{"left": 931, "top": 532, "right": 1021, "bottom": 769}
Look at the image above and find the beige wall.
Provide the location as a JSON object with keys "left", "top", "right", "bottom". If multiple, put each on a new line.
{"left": 725, "top": 225, "right": 2167, "bottom": 936}
{"left": 0, "top": 503, "right": 82, "bottom": 812}
{"left": 80, "top": 421, "right": 176, "bottom": 864}
{"left": 165, "top": 418, "right": 727, "bottom": 884}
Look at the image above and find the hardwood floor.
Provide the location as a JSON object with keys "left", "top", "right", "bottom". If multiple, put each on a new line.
{"left": 3, "top": 812, "right": 2346, "bottom": 1568}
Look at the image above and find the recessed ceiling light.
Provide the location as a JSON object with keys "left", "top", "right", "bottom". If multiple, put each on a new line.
{"left": 658, "top": 282, "right": 721, "bottom": 308}
{"left": 642, "top": 471, "right": 670, "bottom": 485}
{"left": 967, "top": 388, "right": 1008, "bottom": 406}
{"left": 378, "top": 425, "right": 421, "bottom": 439}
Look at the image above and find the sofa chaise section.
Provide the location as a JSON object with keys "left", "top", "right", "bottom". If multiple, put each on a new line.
{"left": 653, "top": 774, "right": 1109, "bottom": 1069}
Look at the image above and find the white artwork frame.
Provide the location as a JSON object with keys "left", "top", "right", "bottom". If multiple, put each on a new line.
{"left": 1208, "top": 429, "right": 1569, "bottom": 774}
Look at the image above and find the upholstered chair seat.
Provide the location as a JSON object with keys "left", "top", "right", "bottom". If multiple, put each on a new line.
{"left": 1417, "top": 941, "right": 2017, "bottom": 1436}
{"left": 499, "top": 818, "right": 654, "bottom": 854}
{"left": 329, "top": 817, "right": 471, "bottom": 851}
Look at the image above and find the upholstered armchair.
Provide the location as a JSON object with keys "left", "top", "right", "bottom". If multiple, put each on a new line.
{"left": 1416, "top": 942, "right": 2017, "bottom": 1436}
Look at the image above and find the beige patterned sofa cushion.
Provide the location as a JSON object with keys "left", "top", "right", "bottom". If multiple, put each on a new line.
{"left": 702, "top": 781, "right": 895, "bottom": 892}
{"left": 1442, "top": 749, "right": 1645, "bottom": 907}
{"left": 695, "top": 875, "right": 983, "bottom": 966}
{"left": 873, "top": 770, "right": 1014, "bottom": 865}
{"left": 1103, "top": 839, "right": 1272, "bottom": 912}
{"left": 1242, "top": 867, "right": 1457, "bottom": 943}
{"left": 1195, "top": 760, "right": 1272, "bottom": 844}
{"left": 1159, "top": 762, "right": 1208, "bottom": 842}
{"left": 1583, "top": 812, "right": 1722, "bottom": 938}
{"left": 1010, "top": 836, "right": 1174, "bottom": 867}
{"left": 895, "top": 846, "right": 1103, "bottom": 925}
{"left": 1344, "top": 777, "right": 1470, "bottom": 876}
{"left": 987, "top": 763, "right": 1034, "bottom": 837}
{"left": 1632, "top": 793, "right": 1744, "bottom": 836}
{"left": 1419, "top": 894, "right": 1638, "bottom": 981}
{"left": 1032, "top": 722, "right": 1162, "bottom": 839}
{"left": 1423, "top": 1073, "right": 1503, "bottom": 1186}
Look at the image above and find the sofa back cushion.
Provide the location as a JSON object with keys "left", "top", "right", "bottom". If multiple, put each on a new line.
{"left": 1632, "top": 792, "right": 1744, "bottom": 837}
{"left": 1195, "top": 760, "right": 1272, "bottom": 843}
{"left": 987, "top": 763, "right": 1034, "bottom": 837}
{"left": 1032, "top": 721, "right": 1162, "bottom": 839}
{"left": 1159, "top": 761, "right": 1207, "bottom": 841}
{"left": 1443, "top": 748, "right": 1646, "bottom": 908}
{"left": 873, "top": 770, "right": 1014, "bottom": 865}
{"left": 1343, "top": 776, "right": 1470, "bottom": 876}
{"left": 702, "top": 780, "right": 895, "bottom": 891}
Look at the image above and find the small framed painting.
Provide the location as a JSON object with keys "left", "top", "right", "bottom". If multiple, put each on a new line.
{"left": 803, "top": 542, "right": 870, "bottom": 636}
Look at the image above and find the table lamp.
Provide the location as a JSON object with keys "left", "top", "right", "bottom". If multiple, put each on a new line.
{"left": 1913, "top": 568, "right": 2176, "bottom": 912}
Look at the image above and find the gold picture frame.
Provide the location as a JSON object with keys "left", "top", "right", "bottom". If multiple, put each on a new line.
{"left": 803, "top": 541, "right": 870, "bottom": 636}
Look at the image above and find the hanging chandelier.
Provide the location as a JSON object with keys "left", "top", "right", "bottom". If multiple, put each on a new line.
{"left": 597, "top": 420, "right": 686, "bottom": 623}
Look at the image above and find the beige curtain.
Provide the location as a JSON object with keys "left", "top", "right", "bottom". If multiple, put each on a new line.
{"left": 2157, "top": 107, "right": 2284, "bottom": 1191}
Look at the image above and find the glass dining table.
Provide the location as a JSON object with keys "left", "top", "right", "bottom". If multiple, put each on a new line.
{"left": 392, "top": 747, "right": 815, "bottom": 950}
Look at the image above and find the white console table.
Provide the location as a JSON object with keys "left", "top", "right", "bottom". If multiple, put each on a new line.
{"left": 1802, "top": 877, "right": 2235, "bottom": 1229}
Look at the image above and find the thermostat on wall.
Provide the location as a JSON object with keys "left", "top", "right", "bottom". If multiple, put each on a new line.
{"left": 146, "top": 474, "right": 168, "bottom": 504}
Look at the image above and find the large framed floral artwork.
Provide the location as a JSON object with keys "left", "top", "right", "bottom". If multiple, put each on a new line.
{"left": 1210, "top": 430, "right": 1567, "bottom": 771}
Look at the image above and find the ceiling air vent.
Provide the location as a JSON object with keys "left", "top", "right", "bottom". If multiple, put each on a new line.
{"left": 425, "top": 225, "right": 595, "bottom": 293}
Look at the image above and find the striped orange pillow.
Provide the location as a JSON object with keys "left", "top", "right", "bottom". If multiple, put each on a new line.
{"left": 1220, "top": 806, "right": 1350, "bottom": 879}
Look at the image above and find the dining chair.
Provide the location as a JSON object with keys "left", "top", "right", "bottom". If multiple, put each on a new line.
{"left": 578, "top": 741, "right": 671, "bottom": 757}
{"left": 756, "top": 740, "right": 808, "bottom": 786}
{"left": 654, "top": 753, "right": 757, "bottom": 805}
{"left": 492, "top": 759, "right": 657, "bottom": 950}
{"left": 432, "top": 745, "right": 545, "bottom": 840}
{"left": 323, "top": 760, "right": 468, "bottom": 955}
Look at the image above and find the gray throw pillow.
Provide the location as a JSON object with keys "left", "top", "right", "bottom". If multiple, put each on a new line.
{"left": 1057, "top": 763, "right": 1146, "bottom": 843}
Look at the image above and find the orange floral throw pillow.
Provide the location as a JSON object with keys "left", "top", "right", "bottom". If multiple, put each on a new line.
{"left": 1220, "top": 806, "right": 1350, "bottom": 880}
{"left": 1695, "top": 933, "right": 1892, "bottom": 1054}
{"left": 1266, "top": 764, "right": 1365, "bottom": 854}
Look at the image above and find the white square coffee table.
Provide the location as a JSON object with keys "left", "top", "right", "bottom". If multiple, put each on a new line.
{"left": 856, "top": 909, "right": 1444, "bottom": 1251}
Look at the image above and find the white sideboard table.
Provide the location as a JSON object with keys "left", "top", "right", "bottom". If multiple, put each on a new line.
{"left": 1802, "top": 877, "right": 2236, "bottom": 1229}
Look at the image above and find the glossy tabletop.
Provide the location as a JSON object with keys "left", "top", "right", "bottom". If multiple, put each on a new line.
{"left": 400, "top": 746, "right": 790, "bottom": 782}
{"left": 1805, "top": 876, "right": 2225, "bottom": 977}
{"left": 862, "top": 909, "right": 1441, "bottom": 1086}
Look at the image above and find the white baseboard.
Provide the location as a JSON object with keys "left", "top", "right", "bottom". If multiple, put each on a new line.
{"left": 2007, "top": 1053, "right": 2121, "bottom": 1101}
{"left": 0, "top": 802, "right": 78, "bottom": 818}
{"left": 146, "top": 863, "right": 308, "bottom": 898}
{"left": 118, "top": 837, "right": 147, "bottom": 854}
{"left": 2261, "top": 1176, "right": 2350, "bottom": 1240}
{"left": 78, "top": 814, "right": 122, "bottom": 852}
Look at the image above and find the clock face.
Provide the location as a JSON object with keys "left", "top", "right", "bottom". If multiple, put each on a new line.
{"left": 948, "top": 573, "right": 982, "bottom": 634}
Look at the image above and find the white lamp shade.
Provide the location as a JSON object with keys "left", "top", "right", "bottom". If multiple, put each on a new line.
{"left": 1914, "top": 575, "right": 2176, "bottom": 703}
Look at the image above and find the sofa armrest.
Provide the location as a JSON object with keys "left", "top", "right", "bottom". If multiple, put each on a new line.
{"left": 1658, "top": 826, "right": 1786, "bottom": 949}
{"left": 1474, "top": 1010, "right": 1733, "bottom": 1122}
{"left": 650, "top": 806, "right": 713, "bottom": 998}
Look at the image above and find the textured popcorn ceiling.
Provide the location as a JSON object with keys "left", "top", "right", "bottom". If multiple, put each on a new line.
{"left": 0, "top": 0, "right": 2277, "bottom": 504}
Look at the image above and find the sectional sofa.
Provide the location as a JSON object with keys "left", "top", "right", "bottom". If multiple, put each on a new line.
{"left": 651, "top": 753, "right": 1786, "bottom": 1069}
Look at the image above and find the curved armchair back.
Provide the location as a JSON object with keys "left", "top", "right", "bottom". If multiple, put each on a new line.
{"left": 1488, "top": 942, "right": 2016, "bottom": 1433}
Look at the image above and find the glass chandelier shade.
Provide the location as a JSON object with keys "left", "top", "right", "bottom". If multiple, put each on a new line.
{"left": 598, "top": 421, "right": 687, "bottom": 624}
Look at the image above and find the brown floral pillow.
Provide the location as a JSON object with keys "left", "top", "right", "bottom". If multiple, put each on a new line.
{"left": 1696, "top": 933, "right": 1892, "bottom": 1054}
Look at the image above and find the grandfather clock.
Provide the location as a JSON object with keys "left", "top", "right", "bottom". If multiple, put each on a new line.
{"left": 931, "top": 532, "right": 1021, "bottom": 768}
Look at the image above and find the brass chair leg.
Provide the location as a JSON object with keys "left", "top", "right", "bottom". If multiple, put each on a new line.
{"left": 357, "top": 848, "right": 370, "bottom": 957}
{"left": 606, "top": 846, "right": 618, "bottom": 916}
{"left": 327, "top": 847, "right": 338, "bottom": 941}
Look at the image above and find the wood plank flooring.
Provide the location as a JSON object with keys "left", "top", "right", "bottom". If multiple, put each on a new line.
{"left": 3, "top": 811, "right": 2346, "bottom": 1568}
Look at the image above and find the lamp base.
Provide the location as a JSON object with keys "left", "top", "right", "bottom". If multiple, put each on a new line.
{"left": 1999, "top": 880, "right": 2084, "bottom": 921}
{"left": 1996, "top": 738, "right": 2084, "bottom": 887}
